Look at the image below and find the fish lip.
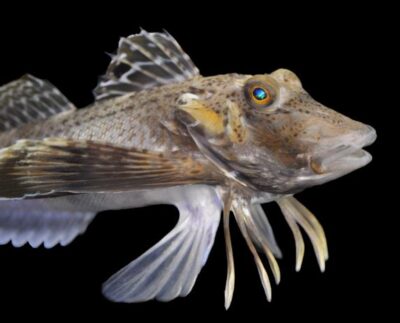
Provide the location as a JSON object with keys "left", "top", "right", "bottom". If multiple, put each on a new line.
{"left": 310, "top": 126, "right": 377, "bottom": 175}
{"left": 318, "top": 148, "right": 372, "bottom": 174}
{"left": 311, "top": 147, "right": 372, "bottom": 175}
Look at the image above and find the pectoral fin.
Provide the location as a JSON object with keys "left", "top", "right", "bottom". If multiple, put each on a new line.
{"left": 0, "top": 138, "right": 216, "bottom": 199}
{"left": 102, "top": 185, "right": 221, "bottom": 302}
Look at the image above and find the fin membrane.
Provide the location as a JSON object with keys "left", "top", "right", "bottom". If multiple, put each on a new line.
{"left": 94, "top": 30, "right": 200, "bottom": 100}
{"left": 102, "top": 185, "right": 221, "bottom": 302}
{"left": 249, "top": 203, "right": 282, "bottom": 258}
{"left": 0, "top": 137, "right": 216, "bottom": 199}
{"left": 0, "top": 74, "right": 75, "bottom": 132}
{"left": 0, "top": 197, "right": 95, "bottom": 248}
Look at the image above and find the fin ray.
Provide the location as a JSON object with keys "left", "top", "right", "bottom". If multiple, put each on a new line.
{"left": 277, "top": 197, "right": 328, "bottom": 272}
{"left": 0, "top": 74, "right": 75, "bottom": 132}
{"left": 102, "top": 185, "right": 221, "bottom": 303}
{"left": 94, "top": 30, "right": 200, "bottom": 101}
{"left": 0, "top": 138, "right": 216, "bottom": 199}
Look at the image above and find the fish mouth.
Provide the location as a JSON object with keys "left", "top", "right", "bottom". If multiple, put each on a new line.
{"left": 310, "top": 126, "right": 377, "bottom": 176}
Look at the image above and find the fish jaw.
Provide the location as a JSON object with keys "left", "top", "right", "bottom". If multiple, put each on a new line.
{"left": 296, "top": 123, "right": 377, "bottom": 187}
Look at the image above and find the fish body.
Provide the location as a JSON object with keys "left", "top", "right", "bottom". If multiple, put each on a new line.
{"left": 0, "top": 30, "right": 376, "bottom": 307}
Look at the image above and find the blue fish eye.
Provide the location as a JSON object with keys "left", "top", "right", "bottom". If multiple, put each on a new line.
{"left": 252, "top": 87, "right": 268, "bottom": 101}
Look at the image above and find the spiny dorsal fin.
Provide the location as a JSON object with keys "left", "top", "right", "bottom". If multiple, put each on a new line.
{"left": 0, "top": 74, "right": 76, "bottom": 132}
{"left": 94, "top": 30, "right": 200, "bottom": 101}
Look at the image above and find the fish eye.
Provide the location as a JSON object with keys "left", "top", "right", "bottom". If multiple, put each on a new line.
{"left": 245, "top": 78, "right": 276, "bottom": 109}
{"left": 252, "top": 87, "right": 269, "bottom": 102}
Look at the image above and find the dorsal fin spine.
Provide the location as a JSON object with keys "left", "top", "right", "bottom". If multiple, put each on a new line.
{"left": 140, "top": 32, "right": 187, "bottom": 80}
{"left": 124, "top": 36, "right": 185, "bottom": 82}
{"left": 94, "top": 30, "right": 200, "bottom": 101}
{"left": 117, "top": 42, "right": 170, "bottom": 85}
{"left": 146, "top": 31, "right": 199, "bottom": 78}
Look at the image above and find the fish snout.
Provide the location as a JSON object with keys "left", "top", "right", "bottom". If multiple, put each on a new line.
{"left": 310, "top": 122, "right": 377, "bottom": 175}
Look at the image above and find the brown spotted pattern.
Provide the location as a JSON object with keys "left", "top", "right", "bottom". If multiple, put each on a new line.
{"left": 0, "top": 70, "right": 369, "bottom": 194}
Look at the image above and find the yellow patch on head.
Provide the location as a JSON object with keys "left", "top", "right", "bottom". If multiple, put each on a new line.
{"left": 178, "top": 97, "right": 224, "bottom": 135}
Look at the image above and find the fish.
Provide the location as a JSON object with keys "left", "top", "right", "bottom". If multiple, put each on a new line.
{"left": 0, "top": 30, "right": 376, "bottom": 308}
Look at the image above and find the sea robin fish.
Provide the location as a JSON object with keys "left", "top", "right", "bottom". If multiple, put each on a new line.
{"left": 0, "top": 30, "right": 376, "bottom": 308}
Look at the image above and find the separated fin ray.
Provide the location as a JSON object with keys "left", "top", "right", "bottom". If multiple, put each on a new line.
{"left": 221, "top": 187, "right": 235, "bottom": 309}
{"left": 277, "top": 196, "right": 328, "bottom": 272}
{"left": 102, "top": 185, "right": 221, "bottom": 303}
{"left": 237, "top": 198, "right": 281, "bottom": 285}
{"left": 0, "top": 74, "right": 76, "bottom": 132}
{"left": 0, "top": 138, "right": 217, "bottom": 199}
{"left": 0, "top": 197, "right": 95, "bottom": 248}
{"left": 231, "top": 198, "right": 273, "bottom": 302}
{"left": 94, "top": 30, "right": 200, "bottom": 101}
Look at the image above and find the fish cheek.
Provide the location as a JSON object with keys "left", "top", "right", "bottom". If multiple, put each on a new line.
{"left": 250, "top": 113, "right": 309, "bottom": 171}
{"left": 226, "top": 100, "right": 248, "bottom": 144}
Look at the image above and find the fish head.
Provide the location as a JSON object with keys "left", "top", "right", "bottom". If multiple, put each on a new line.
{"left": 176, "top": 70, "right": 376, "bottom": 194}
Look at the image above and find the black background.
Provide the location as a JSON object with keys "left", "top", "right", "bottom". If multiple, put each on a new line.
{"left": 0, "top": 4, "right": 394, "bottom": 321}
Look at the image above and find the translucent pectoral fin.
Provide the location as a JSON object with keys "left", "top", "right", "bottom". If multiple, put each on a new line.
{"left": 102, "top": 185, "right": 221, "bottom": 303}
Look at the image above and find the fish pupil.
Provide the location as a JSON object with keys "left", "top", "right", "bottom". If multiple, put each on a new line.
{"left": 253, "top": 87, "right": 267, "bottom": 101}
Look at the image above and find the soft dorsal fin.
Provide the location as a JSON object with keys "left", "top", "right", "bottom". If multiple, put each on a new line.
{"left": 94, "top": 30, "right": 200, "bottom": 101}
{"left": 0, "top": 74, "right": 76, "bottom": 132}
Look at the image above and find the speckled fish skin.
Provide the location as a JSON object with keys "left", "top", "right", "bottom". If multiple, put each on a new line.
{"left": 0, "top": 30, "right": 376, "bottom": 308}
{"left": 0, "top": 77, "right": 210, "bottom": 151}
{"left": 0, "top": 72, "right": 375, "bottom": 193}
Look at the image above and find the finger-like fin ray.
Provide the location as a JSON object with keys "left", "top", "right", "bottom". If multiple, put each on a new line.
{"left": 221, "top": 187, "right": 235, "bottom": 309}
{"left": 277, "top": 196, "right": 328, "bottom": 272}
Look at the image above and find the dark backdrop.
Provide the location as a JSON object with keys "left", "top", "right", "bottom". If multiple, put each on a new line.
{"left": 0, "top": 4, "right": 394, "bottom": 321}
